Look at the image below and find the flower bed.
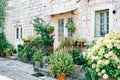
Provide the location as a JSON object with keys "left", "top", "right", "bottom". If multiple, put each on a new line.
{"left": 85, "top": 32, "right": 120, "bottom": 79}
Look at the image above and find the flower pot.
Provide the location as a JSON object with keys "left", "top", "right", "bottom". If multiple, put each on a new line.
{"left": 74, "top": 65, "right": 81, "bottom": 72}
{"left": 6, "top": 52, "right": 13, "bottom": 56}
{"left": 57, "top": 73, "right": 66, "bottom": 80}
{"left": 99, "top": 77, "right": 117, "bottom": 80}
{"left": 34, "top": 61, "right": 40, "bottom": 68}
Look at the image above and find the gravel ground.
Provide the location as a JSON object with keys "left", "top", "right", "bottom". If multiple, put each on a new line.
{"left": 0, "top": 57, "right": 56, "bottom": 80}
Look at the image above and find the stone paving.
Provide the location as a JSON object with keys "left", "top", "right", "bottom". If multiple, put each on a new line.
{"left": 0, "top": 57, "right": 56, "bottom": 80}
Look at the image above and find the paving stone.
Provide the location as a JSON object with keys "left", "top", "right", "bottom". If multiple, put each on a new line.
{"left": 0, "top": 58, "right": 56, "bottom": 80}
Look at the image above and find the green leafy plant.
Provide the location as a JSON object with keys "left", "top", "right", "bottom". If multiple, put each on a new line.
{"left": 85, "top": 32, "right": 120, "bottom": 79}
{"left": 69, "top": 50, "right": 87, "bottom": 65}
{"left": 65, "top": 23, "right": 76, "bottom": 32}
{"left": 47, "top": 26, "right": 54, "bottom": 33}
{"left": 32, "top": 17, "right": 54, "bottom": 54}
{"left": 48, "top": 50, "right": 74, "bottom": 76}
{"left": 33, "top": 50, "right": 43, "bottom": 61}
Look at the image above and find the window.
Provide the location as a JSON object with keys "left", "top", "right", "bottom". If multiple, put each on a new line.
{"left": 16, "top": 27, "right": 22, "bottom": 39}
{"left": 20, "top": 28, "right": 22, "bottom": 38}
{"left": 95, "top": 10, "right": 109, "bottom": 37}
{"left": 58, "top": 19, "right": 64, "bottom": 36}
{"left": 16, "top": 28, "right": 19, "bottom": 39}
{"left": 68, "top": 17, "right": 73, "bottom": 36}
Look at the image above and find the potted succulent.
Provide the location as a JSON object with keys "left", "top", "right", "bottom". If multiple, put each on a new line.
{"left": 33, "top": 50, "right": 43, "bottom": 68}
{"left": 65, "top": 23, "right": 76, "bottom": 32}
{"left": 48, "top": 50, "right": 74, "bottom": 80}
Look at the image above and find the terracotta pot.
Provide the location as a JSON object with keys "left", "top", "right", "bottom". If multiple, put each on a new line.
{"left": 47, "top": 46, "right": 53, "bottom": 51}
{"left": 66, "top": 46, "right": 71, "bottom": 51}
{"left": 57, "top": 73, "right": 66, "bottom": 80}
{"left": 6, "top": 52, "right": 13, "bottom": 56}
{"left": 99, "top": 77, "right": 117, "bottom": 80}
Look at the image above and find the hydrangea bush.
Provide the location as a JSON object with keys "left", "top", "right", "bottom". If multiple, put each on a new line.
{"left": 86, "top": 32, "right": 120, "bottom": 79}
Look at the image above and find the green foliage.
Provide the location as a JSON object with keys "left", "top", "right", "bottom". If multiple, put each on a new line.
{"left": 0, "top": 32, "right": 8, "bottom": 52}
{"left": 4, "top": 43, "right": 14, "bottom": 53}
{"left": 0, "top": 0, "right": 8, "bottom": 54}
{"left": 33, "top": 50, "right": 43, "bottom": 61}
{"left": 47, "top": 26, "right": 54, "bottom": 33}
{"left": 69, "top": 50, "right": 87, "bottom": 65}
{"left": 60, "top": 36, "right": 73, "bottom": 47}
{"left": 65, "top": 23, "right": 76, "bottom": 32}
{"left": 32, "top": 17, "right": 54, "bottom": 54}
{"left": 48, "top": 50, "right": 74, "bottom": 76}
{"left": 17, "top": 44, "right": 37, "bottom": 62}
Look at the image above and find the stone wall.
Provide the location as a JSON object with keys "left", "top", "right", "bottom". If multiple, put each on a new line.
{"left": 4, "top": 0, "right": 120, "bottom": 49}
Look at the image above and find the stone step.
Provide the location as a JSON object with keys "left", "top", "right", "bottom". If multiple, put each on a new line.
{"left": 34, "top": 67, "right": 50, "bottom": 76}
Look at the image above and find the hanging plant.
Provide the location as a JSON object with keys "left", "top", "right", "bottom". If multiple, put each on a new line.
{"left": 65, "top": 23, "right": 76, "bottom": 32}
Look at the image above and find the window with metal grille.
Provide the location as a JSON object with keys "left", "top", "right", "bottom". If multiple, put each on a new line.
{"left": 95, "top": 9, "right": 109, "bottom": 37}
{"left": 68, "top": 17, "right": 73, "bottom": 37}
{"left": 58, "top": 19, "right": 64, "bottom": 36}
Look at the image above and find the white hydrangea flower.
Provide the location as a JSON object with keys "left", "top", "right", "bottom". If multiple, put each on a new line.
{"left": 95, "top": 68, "right": 100, "bottom": 72}
{"left": 92, "top": 64, "right": 96, "bottom": 69}
{"left": 98, "top": 72, "right": 102, "bottom": 76}
{"left": 104, "top": 60, "right": 109, "bottom": 65}
{"left": 106, "top": 44, "right": 113, "bottom": 49}
{"left": 104, "top": 54, "right": 110, "bottom": 58}
{"left": 97, "top": 60, "right": 103, "bottom": 64}
{"left": 103, "top": 74, "right": 109, "bottom": 79}
{"left": 101, "top": 69, "right": 106, "bottom": 74}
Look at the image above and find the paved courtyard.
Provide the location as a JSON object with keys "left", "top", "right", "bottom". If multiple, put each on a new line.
{"left": 0, "top": 57, "right": 55, "bottom": 80}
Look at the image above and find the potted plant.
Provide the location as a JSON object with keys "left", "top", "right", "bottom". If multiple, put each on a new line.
{"left": 48, "top": 50, "right": 74, "bottom": 80}
{"left": 33, "top": 50, "right": 43, "bottom": 68}
{"left": 47, "top": 26, "right": 54, "bottom": 33}
{"left": 5, "top": 44, "right": 14, "bottom": 56}
{"left": 59, "top": 37, "right": 73, "bottom": 51}
{"left": 65, "top": 23, "right": 76, "bottom": 32}
{"left": 85, "top": 32, "right": 120, "bottom": 80}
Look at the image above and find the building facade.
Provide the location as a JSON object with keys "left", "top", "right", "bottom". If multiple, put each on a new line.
{"left": 5, "top": 0, "right": 120, "bottom": 49}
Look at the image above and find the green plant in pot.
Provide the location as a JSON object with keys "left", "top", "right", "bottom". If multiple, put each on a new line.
{"left": 66, "top": 23, "right": 76, "bottom": 32}
{"left": 48, "top": 50, "right": 74, "bottom": 80}
{"left": 59, "top": 37, "right": 73, "bottom": 51}
{"left": 33, "top": 50, "right": 43, "bottom": 68}
{"left": 4, "top": 44, "right": 14, "bottom": 56}
{"left": 47, "top": 26, "right": 54, "bottom": 33}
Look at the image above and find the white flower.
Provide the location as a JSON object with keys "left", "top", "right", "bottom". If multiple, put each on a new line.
{"left": 106, "top": 44, "right": 113, "bottom": 49}
{"left": 92, "top": 64, "right": 96, "bottom": 68}
{"left": 104, "top": 60, "right": 109, "bottom": 65}
{"left": 98, "top": 72, "right": 102, "bottom": 76}
{"left": 118, "top": 64, "right": 120, "bottom": 69}
{"left": 95, "top": 68, "right": 100, "bottom": 72}
{"left": 103, "top": 74, "right": 109, "bottom": 79}
{"left": 108, "top": 51, "right": 113, "bottom": 56}
{"left": 91, "top": 56, "right": 99, "bottom": 60}
{"left": 104, "top": 54, "right": 110, "bottom": 58}
{"left": 97, "top": 60, "right": 103, "bottom": 64}
{"left": 101, "top": 69, "right": 106, "bottom": 74}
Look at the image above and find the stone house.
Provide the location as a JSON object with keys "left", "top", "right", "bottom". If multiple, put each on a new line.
{"left": 5, "top": 0, "right": 120, "bottom": 49}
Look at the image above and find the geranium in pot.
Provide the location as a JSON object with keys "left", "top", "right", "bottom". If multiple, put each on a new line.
{"left": 48, "top": 50, "right": 74, "bottom": 80}
{"left": 85, "top": 32, "right": 120, "bottom": 80}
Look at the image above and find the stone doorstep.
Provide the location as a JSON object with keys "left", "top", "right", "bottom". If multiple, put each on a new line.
{"left": 34, "top": 67, "right": 50, "bottom": 76}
